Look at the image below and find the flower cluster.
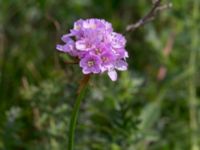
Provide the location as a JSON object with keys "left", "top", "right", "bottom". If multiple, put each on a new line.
{"left": 56, "top": 18, "right": 128, "bottom": 81}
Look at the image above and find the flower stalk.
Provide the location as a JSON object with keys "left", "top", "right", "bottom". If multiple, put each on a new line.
{"left": 188, "top": 0, "right": 199, "bottom": 150}
{"left": 68, "top": 75, "right": 90, "bottom": 150}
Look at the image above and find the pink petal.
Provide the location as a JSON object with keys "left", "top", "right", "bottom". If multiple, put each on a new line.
{"left": 56, "top": 44, "right": 64, "bottom": 51}
{"left": 61, "top": 34, "right": 73, "bottom": 42}
{"left": 75, "top": 40, "right": 87, "bottom": 51}
{"left": 108, "top": 70, "right": 117, "bottom": 81}
{"left": 82, "top": 68, "right": 91, "bottom": 74}
{"left": 115, "top": 60, "right": 128, "bottom": 71}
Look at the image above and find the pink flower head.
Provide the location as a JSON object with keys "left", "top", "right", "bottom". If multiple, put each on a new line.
{"left": 56, "top": 18, "right": 128, "bottom": 81}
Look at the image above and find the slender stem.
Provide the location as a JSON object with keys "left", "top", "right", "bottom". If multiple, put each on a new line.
{"left": 189, "top": 0, "right": 199, "bottom": 150}
{"left": 68, "top": 75, "right": 90, "bottom": 150}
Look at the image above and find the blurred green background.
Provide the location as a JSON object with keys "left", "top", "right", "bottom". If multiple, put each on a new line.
{"left": 0, "top": 0, "right": 200, "bottom": 150}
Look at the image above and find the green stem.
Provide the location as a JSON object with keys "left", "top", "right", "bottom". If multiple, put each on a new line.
{"left": 189, "top": 0, "right": 199, "bottom": 150}
{"left": 68, "top": 75, "right": 90, "bottom": 150}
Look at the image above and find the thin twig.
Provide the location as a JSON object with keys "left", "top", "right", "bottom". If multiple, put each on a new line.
{"left": 126, "top": 0, "right": 172, "bottom": 32}
{"left": 157, "top": 32, "right": 176, "bottom": 81}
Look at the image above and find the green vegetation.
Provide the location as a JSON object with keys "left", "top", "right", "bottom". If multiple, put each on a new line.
{"left": 0, "top": 0, "right": 199, "bottom": 149}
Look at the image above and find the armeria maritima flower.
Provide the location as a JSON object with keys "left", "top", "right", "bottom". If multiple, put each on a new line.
{"left": 56, "top": 18, "right": 128, "bottom": 81}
